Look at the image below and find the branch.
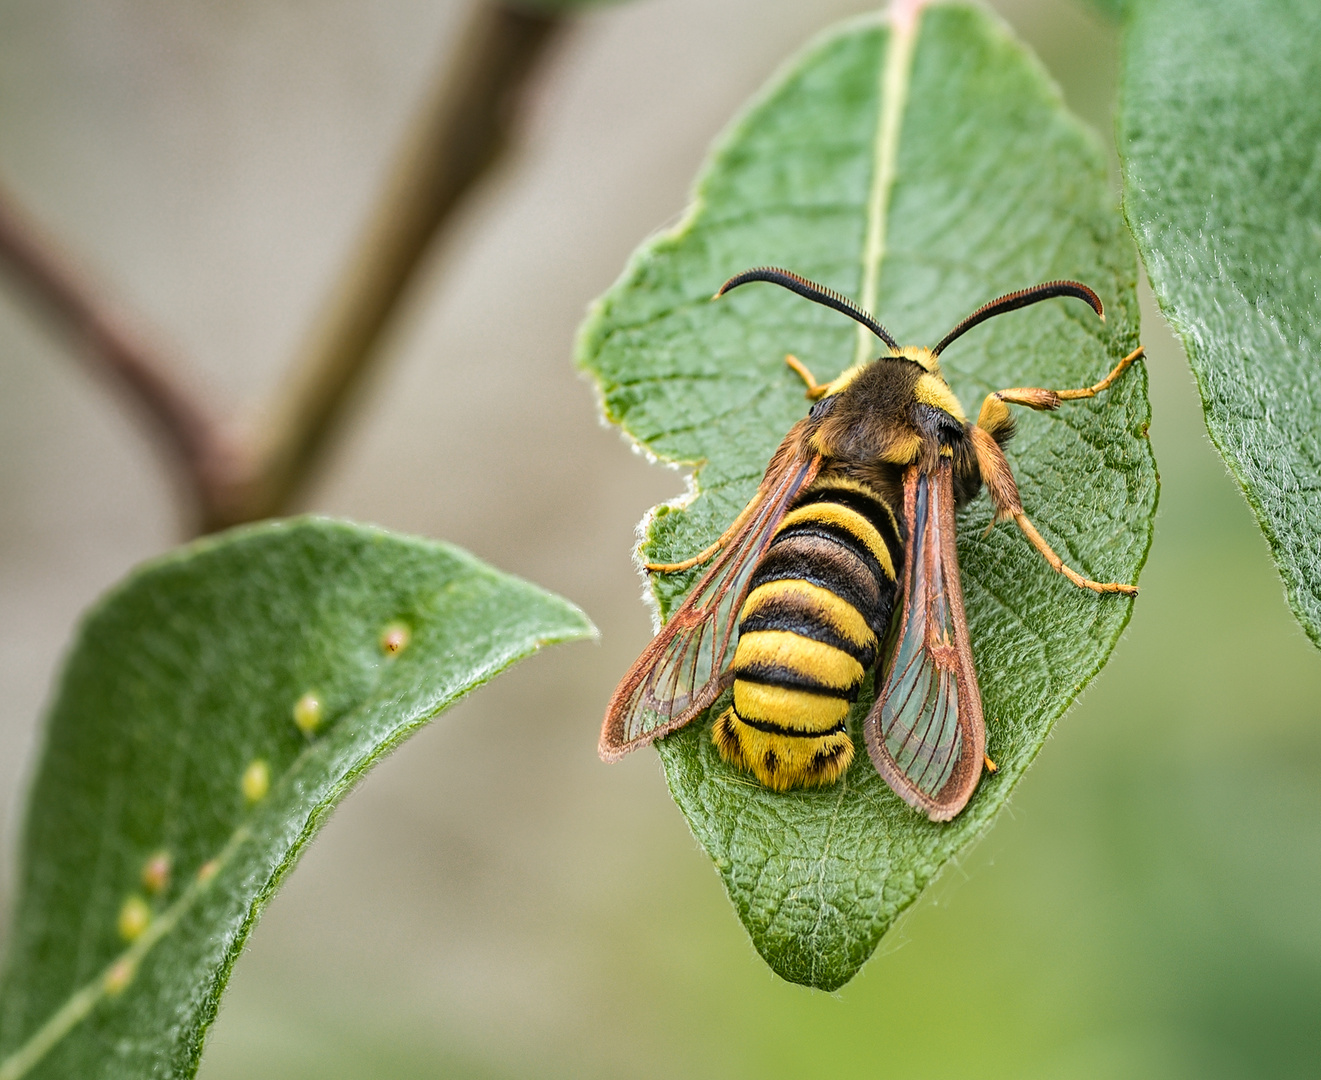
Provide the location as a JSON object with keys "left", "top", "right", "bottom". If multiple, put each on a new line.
{"left": 0, "top": 1, "right": 565, "bottom": 534}
{"left": 216, "top": 1, "right": 565, "bottom": 530}
{"left": 0, "top": 185, "right": 245, "bottom": 515}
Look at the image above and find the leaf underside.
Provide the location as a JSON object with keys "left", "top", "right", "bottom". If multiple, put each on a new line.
{"left": 1119, "top": 0, "right": 1321, "bottom": 647}
{"left": 0, "top": 520, "right": 592, "bottom": 1079}
{"left": 579, "top": 2, "right": 1155, "bottom": 990}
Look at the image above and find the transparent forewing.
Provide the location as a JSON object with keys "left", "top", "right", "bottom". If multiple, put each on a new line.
{"left": 864, "top": 463, "right": 984, "bottom": 820}
{"left": 601, "top": 449, "right": 821, "bottom": 756}
{"left": 880, "top": 474, "right": 960, "bottom": 790}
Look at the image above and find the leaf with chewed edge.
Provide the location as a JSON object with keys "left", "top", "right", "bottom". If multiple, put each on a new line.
{"left": 0, "top": 519, "right": 593, "bottom": 1079}
{"left": 579, "top": 1, "right": 1155, "bottom": 990}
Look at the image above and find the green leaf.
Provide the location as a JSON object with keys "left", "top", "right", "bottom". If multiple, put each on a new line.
{"left": 1118, "top": 0, "right": 1321, "bottom": 646}
{"left": 578, "top": 2, "right": 1155, "bottom": 990}
{"left": 0, "top": 519, "right": 593, "bottom": 1079}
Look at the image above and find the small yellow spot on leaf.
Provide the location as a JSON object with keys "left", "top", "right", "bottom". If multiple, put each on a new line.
{"left": 241, "top": 759, "right": 270, "bottom": 803}
{"left": 117, "top": 895, "right": 150, "bottom": 942}
{"left": 197, "top": 859, "right": 219, "bottom": 883}
{"left": 292, "top": 691, "right": 324, "bottom": 735}
{"left": 104, "top": 958, "right": 136, "bottom": 996}
{"left": 140, "top": 850, "right": 172, "bottom": 895}
{"left": 380, "top": 622, "right": 411, "bottom": 656}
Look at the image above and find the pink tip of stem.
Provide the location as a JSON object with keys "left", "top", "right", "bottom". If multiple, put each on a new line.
{"left": 890, "top": 0, "right": 929, "bottom": 35}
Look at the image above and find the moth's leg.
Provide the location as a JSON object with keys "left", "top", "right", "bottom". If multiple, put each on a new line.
{"left": 976, "top": 345, "right": 1144, "bottom": 435}
{"left": 968, "top": 426, "right": 1139, "bottom": 596}
{"left": 1053, "top": 344, "right": 1145, "bottom": 401}
{"left": 1012, "top": 513, "right": 1138, "bottom": 595}
{"left": 644, "top": 489, "right": 765, "bottom": 572}
{"left": 784, "top": 354, "right": 830, "bottom": 400}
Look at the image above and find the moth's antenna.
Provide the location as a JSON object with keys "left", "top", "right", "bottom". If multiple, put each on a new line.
{"left": 933, "top": 281, "right": 1104, "bottom": 357}
{"left": 716, "top": 267, "right": 900, "bottom": 352}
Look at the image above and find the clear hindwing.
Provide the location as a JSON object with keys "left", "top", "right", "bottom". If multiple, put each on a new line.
{"left": 863, "top": 462, "right": 985, "bottom": 821}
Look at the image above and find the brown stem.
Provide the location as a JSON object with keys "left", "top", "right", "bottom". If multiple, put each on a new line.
{"left": 0, "top": 185, "right": 245, "bottom": 515}
{"left": 0, "top": 1, "right": 565, "bottom": 535}
{"left": 217, "top": 1, "right": 564, "bottom": 530}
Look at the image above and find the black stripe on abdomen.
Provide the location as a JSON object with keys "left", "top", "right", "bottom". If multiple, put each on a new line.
{"left": 747, "top": 535, "right": 891, "bottom": 637}
{"left": 794, "top": 484, "right": 903, "bottom": 571}
{"left": 738, "top": 589, "right": 878, "bottom": 669}
{"left": 712, "top": 481, "right": 902, "bottom": 791}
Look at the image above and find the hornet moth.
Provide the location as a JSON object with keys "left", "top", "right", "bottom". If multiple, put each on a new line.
{"left": 601, "top": 268, "right": 1142, "bottom": 821}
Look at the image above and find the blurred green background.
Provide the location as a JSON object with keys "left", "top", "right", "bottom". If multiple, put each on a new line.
{"left": 1, "top": 1, "right": 1318, "bottom": 1077}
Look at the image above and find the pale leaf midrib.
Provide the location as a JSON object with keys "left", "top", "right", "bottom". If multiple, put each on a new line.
{"left": 854, "top": 4, "right": 922, "bottom": 365}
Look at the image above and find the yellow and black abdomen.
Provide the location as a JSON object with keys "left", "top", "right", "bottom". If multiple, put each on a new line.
{"left": 713, "top": 480, "right": 901, "bottom": 790}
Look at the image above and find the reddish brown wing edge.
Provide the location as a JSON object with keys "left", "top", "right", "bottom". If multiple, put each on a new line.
{"left": 863, "top": 462, "right": 986, "bottom": 822}
{"left": 599, "top": 419, "right": 821, "bottom": 761}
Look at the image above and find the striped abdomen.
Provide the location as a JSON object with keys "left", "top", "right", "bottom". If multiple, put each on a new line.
{"left": 713, "top": 479, "right": 901, "bottom": 790}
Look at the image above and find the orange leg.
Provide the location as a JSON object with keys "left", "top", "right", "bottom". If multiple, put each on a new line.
{"left": 977, "top": 346, "right": 1145, "bottom": 429}
{"left": 644, "top": 490, "right": 765, "bottom": 572}
{"left": 972, "top": 346, "right": 1144, "bottom": 597}
{"left": 784, "top": 354, "right": 830, "bottom": 400}
{"left": 1054, "top": 344, "right": 1145, "bottom": 401}
{"left": 1012, "top": 513, "right": 1138, "bottom": 596}
{"left": 646, "top": 353, "right": 826, "bottom": 574}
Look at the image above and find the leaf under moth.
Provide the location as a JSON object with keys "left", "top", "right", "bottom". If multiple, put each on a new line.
{"left": 1119, "top": 0, "right": 1321, "bottom": 647}
{"left": 579, "top": 2, "right": 1155, "bottom": 990}
{"left": 0, "top": 519, "right": 593, "bottom": 1079}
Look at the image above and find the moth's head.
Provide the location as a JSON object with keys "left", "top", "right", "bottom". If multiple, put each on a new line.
{"left": 896, "top": 345, "right": 941, "bottom": 375}
{"left": 816, "top": 344, "right": 940, "bottom": 397}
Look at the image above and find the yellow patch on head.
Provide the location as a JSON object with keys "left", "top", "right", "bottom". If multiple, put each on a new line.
{"left": 821, "top": 363, "right": 866, "bottom": 397}
{"left": 899, "top": 345, "right": 941, "bottom": 373}
{"left": 733, "top": 631, "right": 864, "bottom": 692}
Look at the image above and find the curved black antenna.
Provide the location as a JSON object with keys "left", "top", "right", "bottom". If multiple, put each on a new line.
{"left": 715, "top": 267, "right": 900, "bottom": 352}
{"left": 933, "top": 280, "right": 1104, "bottom": 357}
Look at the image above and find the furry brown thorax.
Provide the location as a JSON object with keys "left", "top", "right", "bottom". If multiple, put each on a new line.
{"left": 805, "top": 350, "right": 1000, "bottom": 514}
